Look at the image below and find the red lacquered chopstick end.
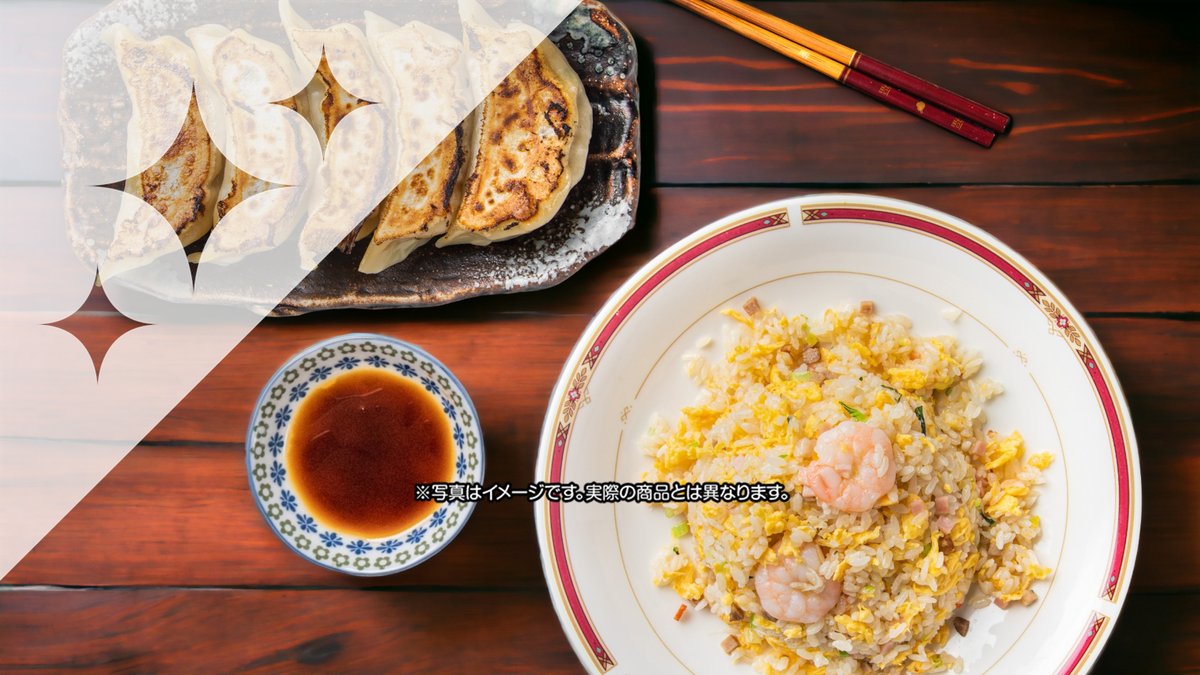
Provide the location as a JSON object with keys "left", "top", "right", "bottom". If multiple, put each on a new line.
{"left": 852, "top": 53, "right": 1011, "bottom": 135}
{"left": 841, "top": 69, "right": 996, "bottom": 148}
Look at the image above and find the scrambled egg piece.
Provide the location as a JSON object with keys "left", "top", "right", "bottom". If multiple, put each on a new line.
{"left": 984, "top": 430, "right": 1024, "bottom": 470}
{"left": 985, "top": 480, "right": 1031, "bottom": 519}
{"left": 721, "top": 308, "right": 755, "bottom": 327}
{"left": 1029, "top": 452, "right": 1054, "bottom": 470}
{"left": 819, "top": 526, "right": 881, "bottom": 549}
{"left": 654, "top": 556, "right": 705, "bottom": 600}
{"left": 834, "top": 607, "right": 875, "bottom": 642}
{"left": 901, "top": 506, "right": 930, "bottom": 541}
{"left": 887, "top": 367, "right": 928, "bottom": 390}
{"left": 763, "top": 508, "right": 787, "bottom": 536}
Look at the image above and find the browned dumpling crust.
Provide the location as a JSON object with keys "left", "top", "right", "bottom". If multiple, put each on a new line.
{"left": 438, "top": 39, "right": 592, "bottom": 247}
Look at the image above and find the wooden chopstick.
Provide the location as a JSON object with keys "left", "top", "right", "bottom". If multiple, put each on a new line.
{"left": 667, "top": 0, "right": 1000, "bottom": 147}
{"left": 693, "top": 0, "right": 1011, "bottom": 133}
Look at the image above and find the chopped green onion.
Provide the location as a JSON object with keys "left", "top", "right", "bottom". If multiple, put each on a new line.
{"left": 921, "top": 541, "right": 932, "bottom": 557}
{"left": 863, "top": 585, "right": 875, "bottom": 593}
{"left": 980, "top": 510, "right": 996, "bottom": 526}
{"left": 791, "top": 370, "right": 812, "bottom": 382}
{"left": 671, "top": 522, "right": 690, "bottom": 538}
{"left": 945, "top": 386, "right": 955, "bottom": 397}
{"left": 672, "top": 546, "right": 680, "bottom": 555}
{"left": 838, "top": 650, "right": 849, "bottom": 657}
{"left": 881, "top": 384, "right": 902, "bottom": 402}
{"left": 914, "top": 405, "right": 927, "bottom": 435}
{"left": 804, "top": 333, "right": 819, "bottom": 347}
{"left": 840, "top": 401, "right": 868, "bottom": 422}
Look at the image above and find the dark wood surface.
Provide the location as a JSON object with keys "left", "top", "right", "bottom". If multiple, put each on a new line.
{"left": 4, "top": 1, "right": 1199, "bottom": 672}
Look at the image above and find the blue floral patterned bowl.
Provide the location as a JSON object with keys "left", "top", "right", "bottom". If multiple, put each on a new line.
{"left": 246, "top": 334, "right": 484, "bottom": 575}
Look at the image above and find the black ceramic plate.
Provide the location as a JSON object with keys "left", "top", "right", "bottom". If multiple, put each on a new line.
{"left": 274, "top": 0, "right": 640, "bottom": 315}
{"left": 62, "top": 0, "right": 640, "bottom": 316}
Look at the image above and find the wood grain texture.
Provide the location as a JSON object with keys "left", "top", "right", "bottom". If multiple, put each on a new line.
{"left": 13, "top": 186, "right": 1199, "bottom": 594}
{"left": 3, "top": 0, "right": 1198, "bottom": 671}
{"left": 0, "top": 589, "right": 581, "bottom": 673}
{"left": 1095, "top": 591, "right": 1200, "bottom": 674}
{"left": 0, "top": 589, "right": 1194, "bottom": 673}
{"left": 3, "top": 445, "right": 553, "bottom": 589}
{"left": 6, "top": 316, "right": 1197, "bottom": 590}
{"left": 616, "top": 0, "right": 1200, "bottom": 183}
{"left": 123, "top": 314, "right": 1200, "bottom": 461}
{"left": 69, "top": 185, "right": 1200, "bottom": 316}
{"left": 2, "top": 3, "right": 1198, "bottom": 185}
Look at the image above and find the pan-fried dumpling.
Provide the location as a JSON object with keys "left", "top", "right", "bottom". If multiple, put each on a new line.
{"left": 103, "top": 25, "right": 222, "bottom": 250}
{"left": 280, "top": 0, "right": 387, "bottom": 257}
{"left": 358, "top": 14, "right": 471, "bottom": 274}
{"left": 358, "top": 126, "right": 468, "bottom": 273}
{"left": 187, "top": 25, "right": 311, "bottom": 263}
{"left": 437, "top": 37, "right": 591, "bottom": 247}
{"left": 280, "top": 0, "right": 379, "bottom": 150}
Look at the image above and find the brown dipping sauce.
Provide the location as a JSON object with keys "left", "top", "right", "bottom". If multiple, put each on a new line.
{"left": 286, "top": 368, "right": 454, "bottom": 539}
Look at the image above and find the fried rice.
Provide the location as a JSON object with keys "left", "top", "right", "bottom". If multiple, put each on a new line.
{"left": 646, "top": 302, "right": 1052, "bottom": 674}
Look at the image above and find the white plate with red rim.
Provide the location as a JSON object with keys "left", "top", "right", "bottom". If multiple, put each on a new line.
{"left": 535, "top": 194, "right": 1140, "bottom": 674}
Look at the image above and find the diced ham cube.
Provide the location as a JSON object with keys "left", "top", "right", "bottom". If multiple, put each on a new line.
{"left": 721, "top": 635, "right": 739, "bottom": 654}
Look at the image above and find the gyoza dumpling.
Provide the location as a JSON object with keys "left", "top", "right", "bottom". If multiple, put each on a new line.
{"left": 437, "top": 6, "right": 591, "bottom": 247}
{"left": 358, "top": 14, "right": 471, "bottom": 274}
{"left": 187, "top": 25, "right": 311, "bottom": 263}
{"left": 280, "top": 0, "right": 388, "bottom": 259}
{"left": 278, "top": 0, "right": 383, "bottom": 150}
{"left": 103, "top": 25, "right": 222, "bottom": 250}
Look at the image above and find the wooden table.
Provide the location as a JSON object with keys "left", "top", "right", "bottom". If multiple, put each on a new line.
{"left": 2, "top": 1, "right": 1198, "bottom": 672}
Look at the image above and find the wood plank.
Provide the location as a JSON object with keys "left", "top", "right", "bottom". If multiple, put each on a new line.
{"left": 4, "top": 3, "right": 1198, "bottom": 186}
{"left": 1, "top": 444, "right": 554, "bottom": 589}
{"left": 1093, "top": 592, "right": 1200, "bottom": 675}
{"left": 6, "top": 318, "right": 1197, "bottom": 590}
{"left": 5, "top": 316, "right": 585, "bottom": 589}
{"left": 65, "top": 185, "right": 1200, "bottom": 316}
{"left": 614, "top": 0, "right": 1200, "bottom": 184}
{"left": 145, "top": 309, "right": 1200, "bottom": 454}
{"left": 0, "top": 588, "right": 1193, "bottom": 673}
{"left": 0, "top": 589, "right": 581, "bottom": 673}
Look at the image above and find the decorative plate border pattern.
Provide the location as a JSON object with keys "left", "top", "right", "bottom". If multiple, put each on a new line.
{"left": 538, "top": 197, "right": 1139, "bottom": 674}
{"left": 1056, "top": 612, "right": 1110, "bottom": 674}
{"left": 247, "top": 334, "right": 484, "bottom": 576}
